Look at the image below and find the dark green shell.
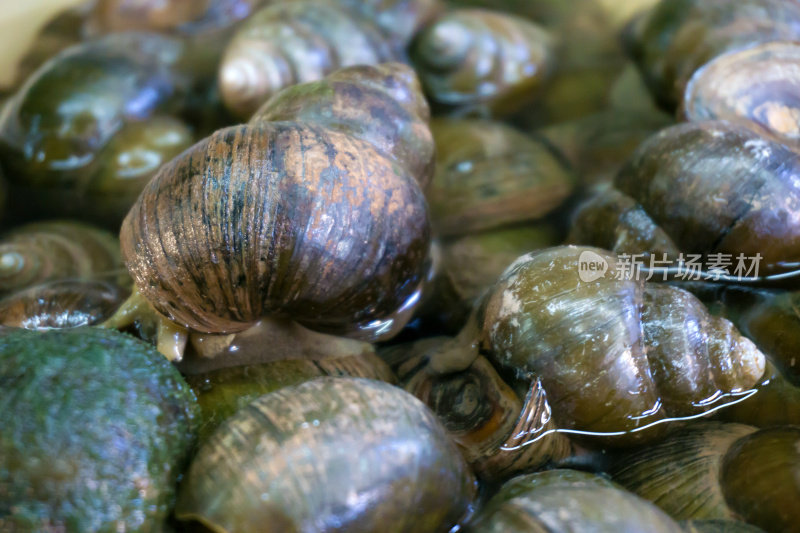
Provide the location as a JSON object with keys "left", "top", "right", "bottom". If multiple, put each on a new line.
{"left": 0, "top": 327, "right": 197, "bottom": 532}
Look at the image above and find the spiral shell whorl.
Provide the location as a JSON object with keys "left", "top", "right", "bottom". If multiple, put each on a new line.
{"left": 218, "top": 1, "right": 396, "bottom": 118}
{"left": 121, "top": 122, "right": 430, "bottom": 335}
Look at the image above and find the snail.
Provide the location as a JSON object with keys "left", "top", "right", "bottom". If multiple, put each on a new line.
{"left": 467, "top": 469, "right": 684, "bottom": 532}
{"left": 381, "top": 336, "right": 573, "bottom": 481}
{"left": 411, "top": 9, "right": 555, "bottom": 116}
{"left": 610, "top": 422, "right": 800, "bottom": 533}
{"left": 427, "top": 119, "right": 574, "bottom": 237}
{"left": 175, "top": 377, "right": 476, "bottom": 533}
{"left": 568, "top": 120, "right": 800, "bottom": 282}
{"left": 0, "top": 278, "right": 128, "bottom": 330}
{"left": 423, "top": 246, "right": 765, "bottom": 449}
{"left": 0, "top": 32, "right": 195, "bottom": 229}
{"left": 218, "top": 0, "right": 410, "bottom": 118}
{"left": 684, "top": 41, "right": 800, "bottom": 153}
{"left": 626, "top": 0, "right": 800, "bottom": 111}
{"left": 0, "top": 220, "right": 123, "bottom": 297}
{"left": 103, "top": 63, "right": 433, "bottom": 361}
{"left": 0, "top": 327, "right": 197, "bottom": 532}
{"left": 185, "top": 348, "right": 395, "bottom": 441}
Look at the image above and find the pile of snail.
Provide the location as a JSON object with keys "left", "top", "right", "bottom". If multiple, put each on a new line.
{"left": 1, "top": 0, "right": 799, "bottom": 532}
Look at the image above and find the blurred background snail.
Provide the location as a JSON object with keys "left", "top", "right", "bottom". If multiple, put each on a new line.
{"left": 176, "top": 377, "right": 476, "bottom": 533}
{"left": 218, "top": 0, "right": 442, "bottom": 118}
{"left": 611, "top": 422, "right": 800, "bottom": 533}
{"left": 411, "top": 8, "right": 555, "bottom": 117}
{"left": 0, "top": 33, "right": 195, "bottom": 229}
{"left": 104, "top": 63, "right": 434, "bottom": 361}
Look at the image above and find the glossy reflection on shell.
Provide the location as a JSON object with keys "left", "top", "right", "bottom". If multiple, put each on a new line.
{"left": 479, "top": 246, "right": 765, "bottom": 444}
{"left": 175, "top": 377, "right": 476, "bottom": 533}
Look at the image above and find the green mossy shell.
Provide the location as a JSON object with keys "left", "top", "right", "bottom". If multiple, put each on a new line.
{"left": 0, "top": 327, "right": 197, "bottom": 532}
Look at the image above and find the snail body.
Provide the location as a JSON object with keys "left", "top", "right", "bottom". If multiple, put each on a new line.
{"left": 412, "top": 9, "right": 555, "bottom": 116}
{"left": 0, "top": 33, "right": 194, "bottom": 228}
{"left": 175, "top": 377, "right": 476, "bottom": 533}
{"left": 611, "top": 422, "right": 800, "bottom": 532}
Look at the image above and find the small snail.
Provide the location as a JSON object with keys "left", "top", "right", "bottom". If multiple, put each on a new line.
{"left": 467, "top": 469, "right": 683, "bottom": 532}
{"left": 219, "top": 0, "right": 401, "bottom": 118}
{"left": 0, "top": 278, "right": 128, "bottom": 330}
{"left": 0, "top": 33, "right": 195, "bottom": 229}
{"left": 412, "top": 9, "right": 555, "bottom": 116}
{"left": 105, "top": 64, "right": 433, "bottom": 361}
{"left": 381, "top": 336, "right": 572, "bottom": 481}
{"left": 0, "top": 327, "right": 197, "bottom": 532}
{"left": 611, "top": 422, "right": 800, "bottom": 533}
{"left": 569, "top": 121, "right": 800, "bottom": 281}
{"left": 0, "top": 220, "right": 123, "bottom": 297}
{"left": 626, "top": 0, "right": 800, "bottom": 110}
{"left": 185, "top": 349, "right": 395, "bottom": 441}
{"left": 426, "top": 246, "right": 765, "bottom": 447}
{"left": 427, "top": 119, "right": 574, "bottom": 237}
{"left": 175, "top": 377, "right": 476, "bottom": 533}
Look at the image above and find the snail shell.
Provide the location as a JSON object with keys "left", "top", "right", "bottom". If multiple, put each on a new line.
{"left": 468, "top": 469, "right": 683, "bottom": 533}
{"left": 121, "top": 121, "right": 430, "bottom": 336}
{"left": 218, "top": 1, "right": 397, "bottom": 118}
{"left": 0, "top": 33, "right": 194, "bottom": 228}
{"left": 252, "top": 63, "right": 435, "bottom": 187}
{"left": 175, "top": 377, "right": 476, "bottom": 533}
{"left": 478, "top": 246, "right": 765, "bottom": 444}
{"left": 611, "top": 422, "right": 800, "bottom": 532}
{"left": 0, "top": 220, "right": 122, "bottom": 296}
{"left": 571, "top": 121, "right": 800, "bottom": 277}
{"left": 412, "top": 9, "right": 555, "bottom": 116}
{"left": 427, "top": 119, "right": 574, "bottom": 237}
{"left": 186, "top": 349, "right": 395, "bottom": 440}
{"left": 383, "top": 337, "right": 572, "bottom": 480}
{"left": 627, "top": 0, "right": 800, "bottom": 109}
{"left": 684, "top": 41, "right": 800, "bottom": 150}
{"left": 0, "top": 279, "right": 128, "bottom": 329}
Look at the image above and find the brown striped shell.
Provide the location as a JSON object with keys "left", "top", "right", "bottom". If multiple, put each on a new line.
{"left": 175, "top": 377, "right": 476, "bottom": 533}
{"left": 412, "top": 9, "right": 555, "bottom": 115}
{"left": 121, "top": 121, "right": 430, "bottom": 337}
{"left": 252, "top": 63, "right": 435, "bottom": 187}
{"left": 218, "top": 0, "right": 397, "bottom": 118}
